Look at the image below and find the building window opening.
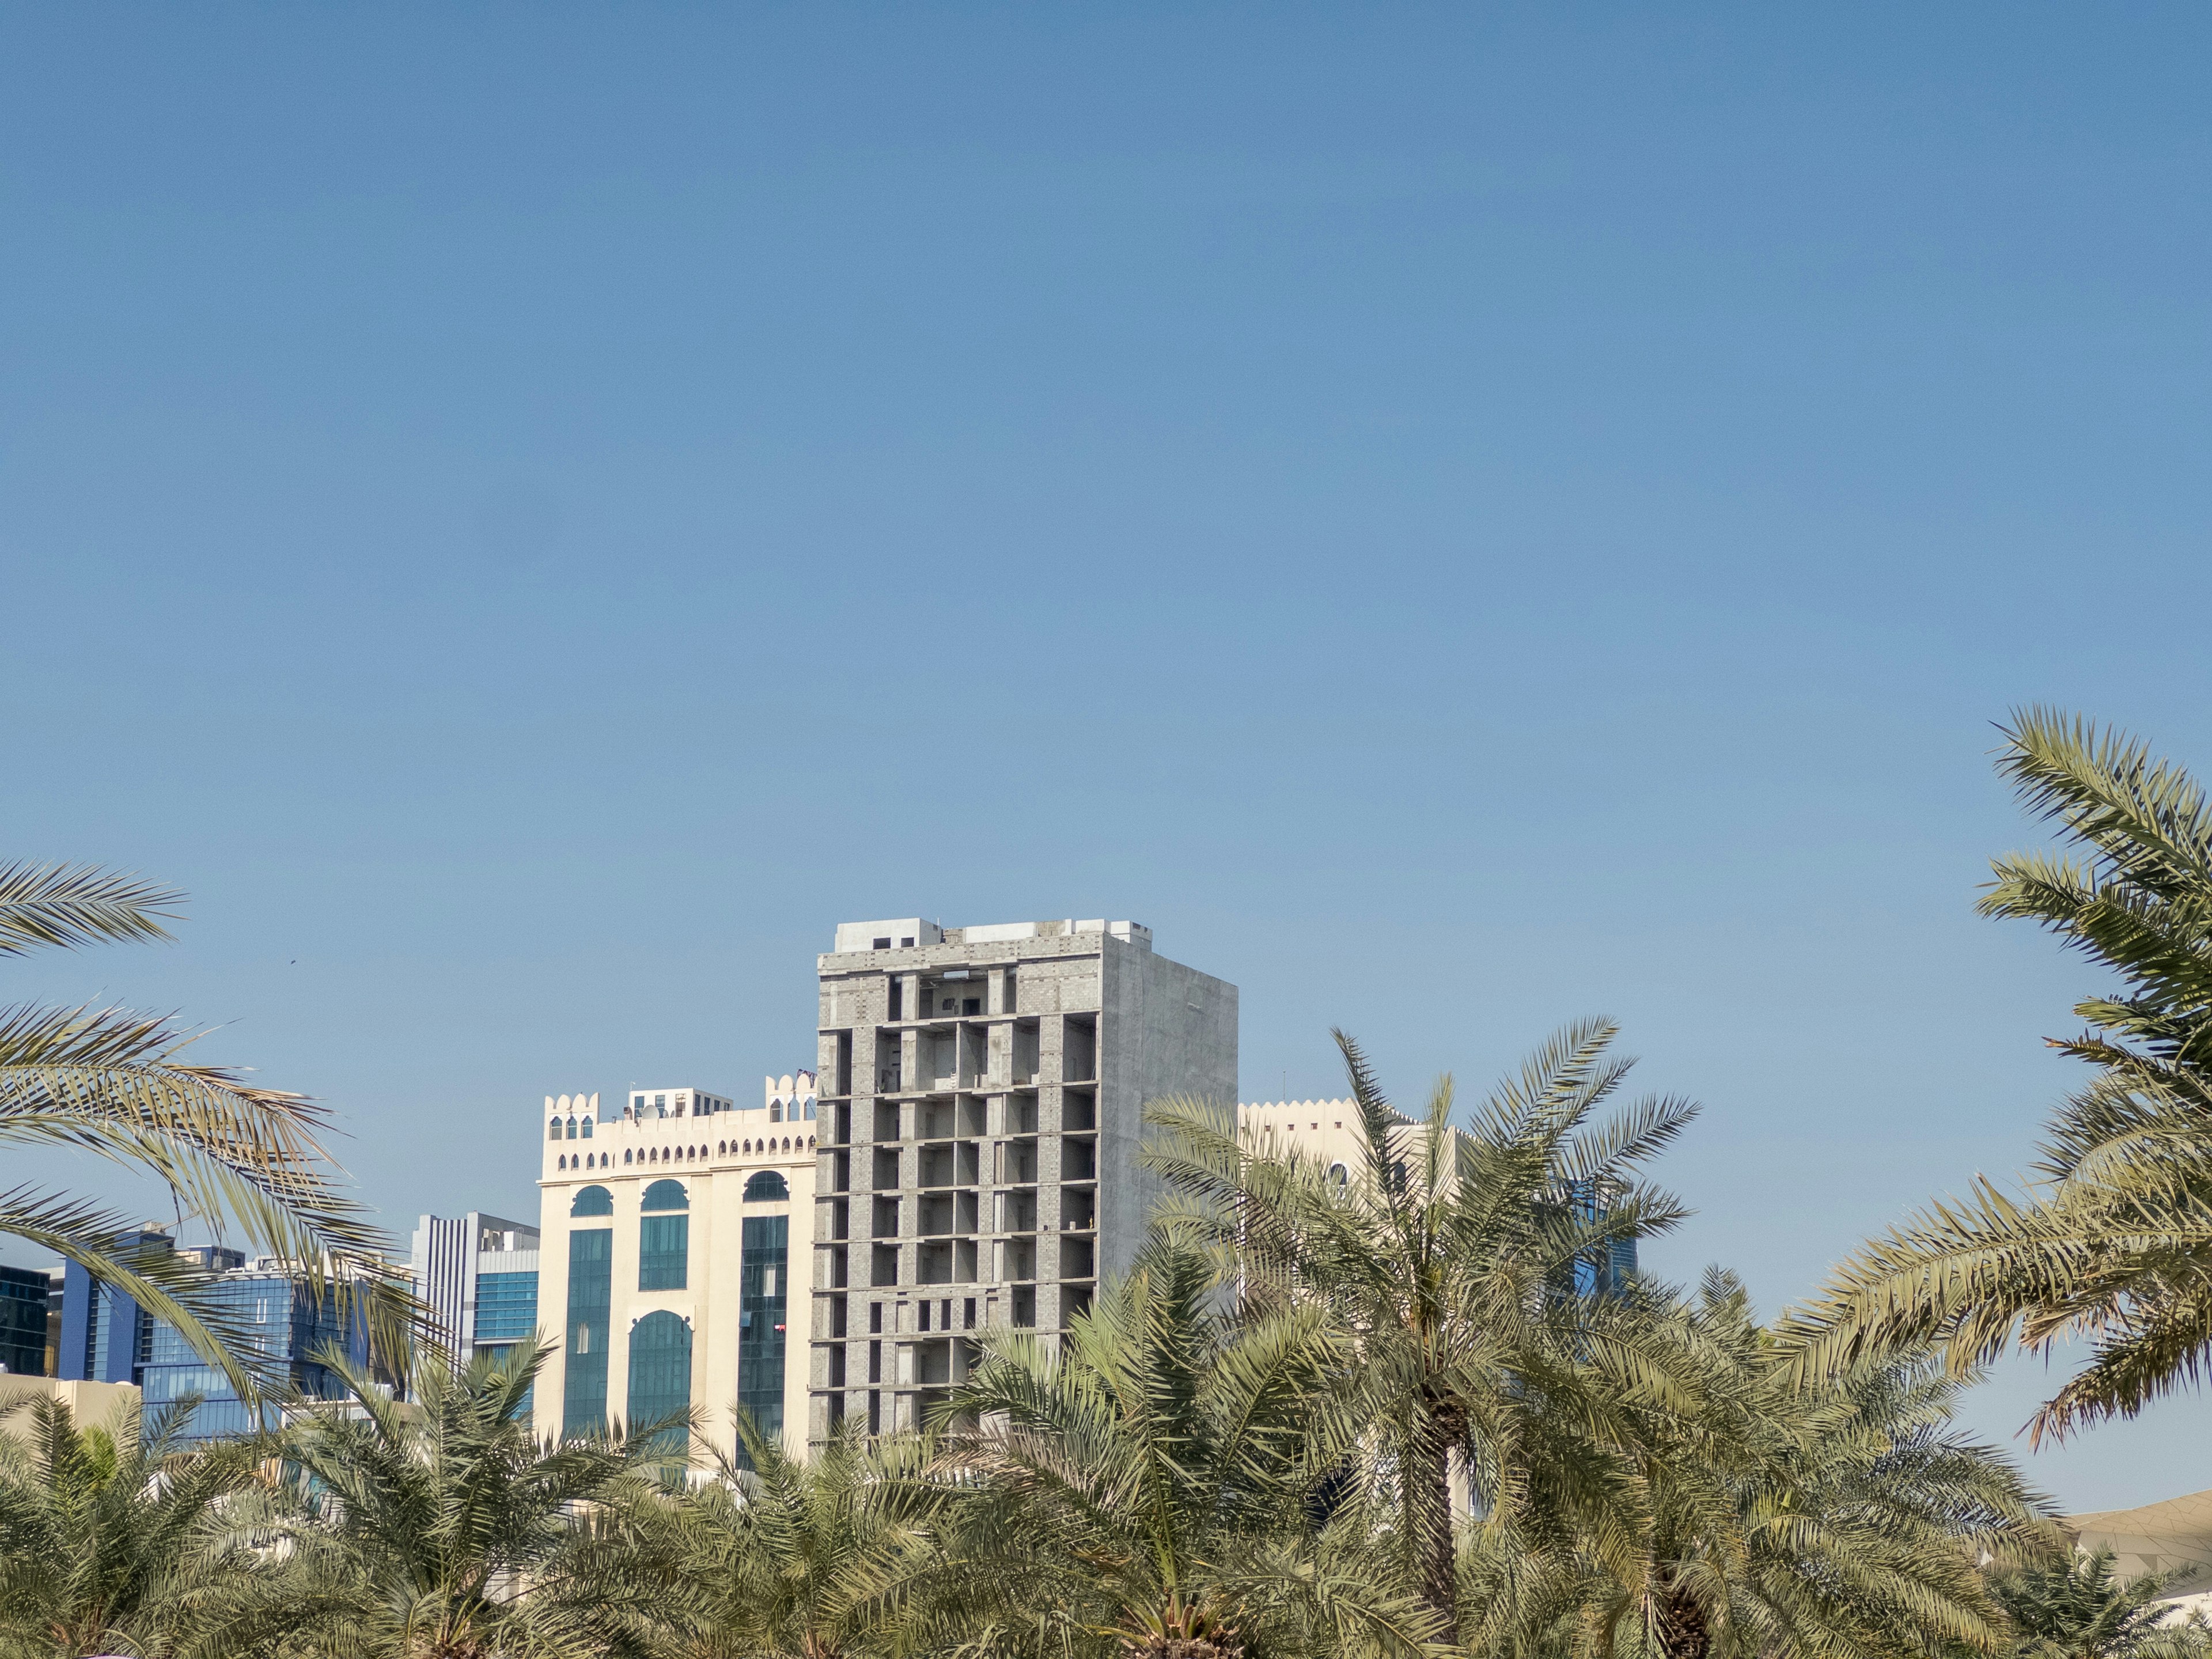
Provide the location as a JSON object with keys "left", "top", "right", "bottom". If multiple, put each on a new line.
{"left": 627, "top": 1310, "right": 692, "bottom": 1453}
{"left": 548, "top": 1120, "right": 561, "bottom": 1141}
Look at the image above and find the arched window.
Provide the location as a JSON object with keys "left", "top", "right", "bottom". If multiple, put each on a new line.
{"left": 717, "top": 1140, "right": 726, "bottom": 1155}
{"left": 639, "top": 1180, "right": 689, "bottom": 1290}
{"left": 742, "top": 1139, "right": 751, "bottom": 1154}
{"left": 627, "top": 1309, "right": 692, "bottom": 1451}
{"left": 566, "top": 1117, "right": 578, "bottom": 1140}
{"left": 623, "top": 1149, "right": 632, "bottom": 1165}
{"left": 743, "top": 1170, "right": 790, "bottom": 1202}
{"left": 807, "top": 1136, "right": 815, "bottom": 1149}
{"left": 571, "top": 1184, "right": 613, "bottom": 1218}
{"left": 548, "top": 1119, "right": 562, "bottom": 1142}
{"left": 557, "top": 1154, "right": 566, "bottom": 1169}
{"left": 803, "top": 1100, "right": 816, "bottom": 1120}
{"left": 581, "top": 1118, "right": 594, "bottom": 1139}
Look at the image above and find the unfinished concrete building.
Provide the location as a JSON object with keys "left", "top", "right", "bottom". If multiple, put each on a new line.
{"left": 808, "top": 918, "right": 1236, "bottom": 1437}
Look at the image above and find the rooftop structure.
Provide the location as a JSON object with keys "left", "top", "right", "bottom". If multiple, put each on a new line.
{"left": 810, "top": 918, "right": 1236, "bottom": 1438}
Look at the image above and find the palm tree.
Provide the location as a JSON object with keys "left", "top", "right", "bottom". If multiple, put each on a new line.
{"left": 1577, "top": 1269, "right": 2052, "bottom": 1659}
{"left": 0, "top": 860, "right": 401, "bottom": 1394}
{"left": 931, "top": 1235, "right": 1450, "bottom": 1659}
{"left": 0, "top": 1392, "right": 274, "bottom": 1659}
{"left": 249, "top": 1339, "right": 681, "bottom": 1659}
{"left": 1144, "top": 1021, "right": 1697, "bottom": 1638}
{"left": 1988, "top": 1549, "right": 2211, "bottom": 1659}
{"left": 656, "top": 1414, "right": 947, "bottom": 1659}
{"left": 1783, "top": 711, "right": 2212, "bottom": 1439}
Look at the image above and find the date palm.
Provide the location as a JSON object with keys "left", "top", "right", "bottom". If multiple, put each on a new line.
{"left": 248, "top": 1339, "right": 682, "bottom": 1659}
{"left": 1988, "top": 1549, "right": 2212, "bottom": 1659}
{"left": 1580, "top": 1269, "right": 2052, "bottom": 1659}
{"left": 1783, "top": 711, "right": 2212, "bottom": 1439}
{"left": 0, "top": 860, "right": 402, "bottom": 1395}
{"left": 0, "top": 1391, "right": 273, "bottom": 1659}
{"left": 654, "top": 1413, "right": 948, "bottom": 1659}
{"left": 1145, "top": 1021, "right": 1697, "bottom": 1639}
{"left": 931, "top": 1235, "right": 1451, "bottom": 1659}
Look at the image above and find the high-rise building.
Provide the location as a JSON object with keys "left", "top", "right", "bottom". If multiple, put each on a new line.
{"left": 55, "top": 1229, "right": 219, "bottom": 1387}
{"left": 410, "top": 1212, "right": 541, "bottom": 1370}
{"left": 532, "top": 1075, "right": 817, "bottom": 1459}
{"left": 138, "top": 1260, "right": 366, "bottom": 1443}
{"left": 809, "top": 918, "right": 1237, "bottom": 1438}
{"left": 52, "top": 1230, "right": 368, "bottom": 1443}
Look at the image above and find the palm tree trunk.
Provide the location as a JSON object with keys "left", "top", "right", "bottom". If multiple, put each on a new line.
{"left": 1410, "top": 1397, "right": 1461, "bottom": 1634}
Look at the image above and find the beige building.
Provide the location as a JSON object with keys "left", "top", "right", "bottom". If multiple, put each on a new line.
{"left": 1240, "top": 1097, "right": 1368, "bottom": 1189}
{"left": 532, "top": 1075, "right": 818, "bottom": 1460}
{"left": 2069, "top": 1490, "right": 2212, "bottom": 1615}
{"left": 0, "top": 1375, "right": 137, "bottom": 1440}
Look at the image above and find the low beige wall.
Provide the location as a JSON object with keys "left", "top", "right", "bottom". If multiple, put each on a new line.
{"left": 0, "top": 1375, "right": 139, "bottom": 1438}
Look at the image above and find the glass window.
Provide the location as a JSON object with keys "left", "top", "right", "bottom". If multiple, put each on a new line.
{"left": 638, "top": 1214, "right": 688, "bottom": 1291}
{"left": 627, "top": 1309, "right": 691, "bottom": 1451}
{"left": 562, "top": 1230, "right": 611, "bottom": 1436}
{"left": 641, "top": 1179, "right": 688, "bottom": 1212}
{"left": 474, "top": 1271, "right": 539, "bottom": 1344}
{"left": 743, "top": 1170, "right": 790, "bottom": 1203}
{"left": 736, "top": 1214, "right": 789, "bottom": 1460}
{"left": 570, "top": 1185, "right": 613, "bottom": 1218}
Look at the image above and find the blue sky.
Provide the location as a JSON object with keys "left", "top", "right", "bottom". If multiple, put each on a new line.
{"left": 6, "top": 5, "right": 2212, "bottom": 1506}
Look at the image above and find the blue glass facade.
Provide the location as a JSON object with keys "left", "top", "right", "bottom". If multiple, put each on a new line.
{"left": 58, "top": 1231, "right": 176, "bottom": 1386}
{"left": 0, "top": 1266, "right": 50, "bottom": 1376}
{"left": 138, "top": 1274, "right": 363, "bottom": 1444}
{"left": 474, "top": 1270, "right": 539, "bottom": 1347}
{"left": 1562, "top": 1180, "right": 1638, "bottom": 1299}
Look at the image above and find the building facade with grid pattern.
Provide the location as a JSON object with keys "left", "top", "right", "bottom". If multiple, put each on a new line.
{"left": 808, "top": 918, "right": 1236, "bottom": 1439}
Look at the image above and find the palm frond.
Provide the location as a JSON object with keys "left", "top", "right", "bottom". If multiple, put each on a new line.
{"left": 0, "top": 860, "right": 181, "bottom": 957}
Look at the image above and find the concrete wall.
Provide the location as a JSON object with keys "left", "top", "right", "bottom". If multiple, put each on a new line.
{"left": 1097, "top": 941, "right": 1238, "bottom": 1281}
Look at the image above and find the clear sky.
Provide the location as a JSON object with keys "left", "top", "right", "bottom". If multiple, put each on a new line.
{"left": 6, "top": 5, "right": 2211, "bottom": 1508}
